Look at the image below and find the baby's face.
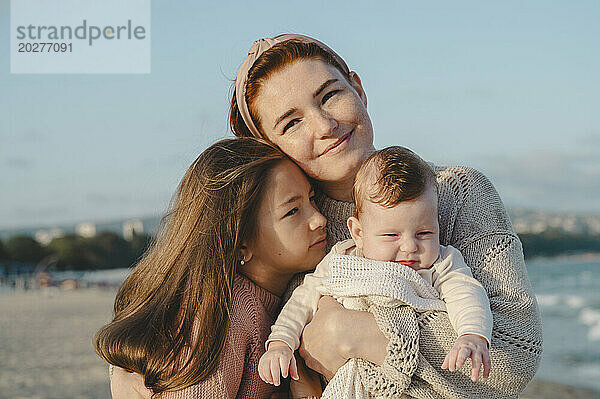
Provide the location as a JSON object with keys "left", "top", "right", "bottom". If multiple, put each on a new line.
{"left": 354, "top": 184, "right": 440, "bottom": 270}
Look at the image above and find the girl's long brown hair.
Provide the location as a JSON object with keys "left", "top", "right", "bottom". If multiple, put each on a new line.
{"left": 94, "top": 138, "right": 286, "bottom": 394}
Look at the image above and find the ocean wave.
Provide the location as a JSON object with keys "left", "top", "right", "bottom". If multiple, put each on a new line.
{"left": 537, "top": 294, "right": 600, "bottom": 341}
{"left": 569, "top": 363, "right": 600, "bottom": 391}
{"left": 589, "top": 324, "right": 600, "bottom": 341}
{"left": 536, "top": 294, "right": 588, "bottom": 309}
{"left": 579, "top": 308, "right": 600, "bottom": 341}
{"left": 529, "top": 258, "right": 600, "bottom": 392}
{"left": 580, "top": 308, "right": 600, "bottom": 325}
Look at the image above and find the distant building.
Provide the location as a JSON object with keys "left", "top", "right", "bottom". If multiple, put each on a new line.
{"left": 587, "top": 217, "right": 600, "bottom": 234}
{"left": 34, "top": 228, "right": 65, "bottom": 245}
{"left": 510, "top": 209, "right": 600, "bottom": 235}
{"left": 123, "top": 219, "right": 144, "bottom": 241}
{"left": 76, "top": 222, "right": 97, "bottom": 238}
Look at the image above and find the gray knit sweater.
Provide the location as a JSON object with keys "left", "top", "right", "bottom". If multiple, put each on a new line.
{"left": 287, "top": 165, "right": 543, "bottom": 399}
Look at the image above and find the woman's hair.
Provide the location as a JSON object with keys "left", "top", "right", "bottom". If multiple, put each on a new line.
{"left": 94, "top": 138, "right": 287, "bottom": 395}
{"left": 353, "top": 146, "right": 438, "bottom": 218}
{"left": 229, "top": 38, "right": 350, "bottom": 139}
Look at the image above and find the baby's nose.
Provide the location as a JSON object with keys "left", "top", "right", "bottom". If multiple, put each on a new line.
{"left": 400, "top": 238, "right": 418, "bottom": 253}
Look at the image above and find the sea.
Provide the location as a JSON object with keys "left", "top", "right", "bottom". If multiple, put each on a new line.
{"left": 527, "top": 255, "right": 600, "bottom": 392}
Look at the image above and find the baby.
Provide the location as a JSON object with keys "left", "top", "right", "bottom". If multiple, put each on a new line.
{"left": 259, "top": 146, "right": 493, "bottom": 390}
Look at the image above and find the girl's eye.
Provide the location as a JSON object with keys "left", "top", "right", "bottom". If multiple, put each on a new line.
{"left": 283, "top": 119, "right": 300, "bottom": 134}
{"left": 284, "top": 207, "right": 298, "bottom": 218}
{"left": 321, "top": 90, "right": 340, "bottom": 105}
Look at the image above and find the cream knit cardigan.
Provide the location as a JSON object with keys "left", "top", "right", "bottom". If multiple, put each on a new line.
{"left": 286, "top": 165, "right": 543, "bottom": 399}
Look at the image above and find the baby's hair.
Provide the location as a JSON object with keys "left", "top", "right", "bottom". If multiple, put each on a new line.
{"left": 353, "top": 146, "right": 437, "bottom": 217}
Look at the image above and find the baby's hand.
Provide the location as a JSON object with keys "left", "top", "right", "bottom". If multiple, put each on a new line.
{"left": 258, "top": 340, "right": 299, "bottom": 386}
{"left": 441, "top": 334, "right": 491, "bottom": 382}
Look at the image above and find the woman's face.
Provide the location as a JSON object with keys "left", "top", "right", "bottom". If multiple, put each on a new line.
{"left": 252, "top": 59, "right": 375, "bottom": 185}
{"left": 247, "top": 159, "right": 327, "bottom": 276}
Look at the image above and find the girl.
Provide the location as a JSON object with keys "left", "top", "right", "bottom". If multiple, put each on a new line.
{"left": 94, "top": 138, "right": 324, "bottom": 398}
{"left": 229, "top": 34, "right": 543, "bottom": 398}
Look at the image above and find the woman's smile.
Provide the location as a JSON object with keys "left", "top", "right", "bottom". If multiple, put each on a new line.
{"left": 319, "top": 130, "right": 353, "bottom": 157}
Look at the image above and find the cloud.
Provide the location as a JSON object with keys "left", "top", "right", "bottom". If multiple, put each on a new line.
{"left": 4, "top": 157, "right": 34, "bottom": 169}
{"left": 6, "top": 129, "right": 45, "bottom": 144}
{"left": 481, "top": 148, "right": 600, "bottom": 214}
{"left": 388, "top": 86, "right": 499, "bottom": 103}
{"left": 13, "top": 205, "right": 68, "bottom": 216}
{"left": 578, "top": 133, "right": 600, "bottom": 148}
{"left": 86, "top": 193, "right": 132, "bottom": 205}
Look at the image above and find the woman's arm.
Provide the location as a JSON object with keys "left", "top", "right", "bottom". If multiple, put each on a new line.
{"left": 289, "top": 354, "right": 324, "bottom": 398}
{"left": 301, "top": 166, "right": 543, "bottom": 397}
{"left": 437, "top": 166, "right": 543, "bottom": 384}
{"left": 298, "top": 296, "right": 387, "bottom": 379}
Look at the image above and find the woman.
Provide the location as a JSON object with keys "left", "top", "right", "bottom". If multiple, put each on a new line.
{"left": 229, "top": 34, "right": 543, "bottom": 398}
{"left": 95, "top": 138, "right": 324, "bottom": 398}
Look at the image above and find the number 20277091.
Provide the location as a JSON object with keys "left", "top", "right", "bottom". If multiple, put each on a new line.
{"left": 18, "top": 42, "right": 72, "bottom": 52}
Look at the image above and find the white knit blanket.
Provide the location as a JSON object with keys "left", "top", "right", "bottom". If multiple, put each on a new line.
{"left": 320, "top": 254, "right": 447, "bottom": 399}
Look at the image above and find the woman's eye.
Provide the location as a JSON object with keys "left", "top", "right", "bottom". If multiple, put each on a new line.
{"left": 284, "top": 207, "right": 299, "bottom": 218}
{"left": 283, "top": 119, "right": 299, "bottom": 134}
{"left": 321, "top": 90, "right": 340, "bottom": 104}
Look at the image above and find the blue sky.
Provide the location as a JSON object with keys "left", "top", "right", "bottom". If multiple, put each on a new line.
{"left": 1, "top": 1, "right": 599, "bottom": 229}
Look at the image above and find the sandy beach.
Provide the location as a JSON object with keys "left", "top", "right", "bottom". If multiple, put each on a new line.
{"left": 1, "top": 288, "right": 598, "bottom": 399}
{"left": 0, "top": 288, "right": 114, "bottom": 399}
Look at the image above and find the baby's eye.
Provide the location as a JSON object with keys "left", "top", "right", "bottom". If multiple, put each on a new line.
{"left": 382, "top": 233, "right": 398, "bottom": 237}
{"left": 284, "top": 208, "right": 298, "bottom": 218}
{"left": 417, "top": 231, "right": 433, "bottom": 237}
{"left": 321, "top": 90, "right": 341, "bottom": 104}
{"left": 283, "top": 119, "right": 300, "bottom": 134}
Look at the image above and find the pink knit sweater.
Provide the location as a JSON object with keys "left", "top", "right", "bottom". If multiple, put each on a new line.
{"left": 110, "top": 273, "right": 283, "bottom": 399}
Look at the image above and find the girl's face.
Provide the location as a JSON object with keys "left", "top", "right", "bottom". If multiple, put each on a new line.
{"left": 247, "top": 159, "right": 327, "bottom": 276}
{"left": 252, "top": 59, "right": 375, "bottom": 185}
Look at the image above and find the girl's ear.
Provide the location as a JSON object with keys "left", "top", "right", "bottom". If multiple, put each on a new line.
{"left": 239, "top": 244, "right": 253, "bottom": 264}
{"left": 349, "top": 71, "right": 367, "bottom": 107}
{"left": 347, "top": 217, "right": 364, "bottom": 250}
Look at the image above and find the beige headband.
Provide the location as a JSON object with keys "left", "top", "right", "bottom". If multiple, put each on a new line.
{"left": 235, "top": 34, "right": 350, "bottom": 137}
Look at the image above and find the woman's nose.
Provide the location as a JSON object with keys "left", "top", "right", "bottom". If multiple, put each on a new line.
{"left": 311, "top": 110, "right": 338, "bottom": 139}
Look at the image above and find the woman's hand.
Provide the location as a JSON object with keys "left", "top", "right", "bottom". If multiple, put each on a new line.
{"left": 298, "top": 296, "right": 389, "bottom": 379}
{"left": 298, "top": 297, "right": 348, "bottom": 379}
{"left": 289, "top": 354, "right": 323, "bottom": 398}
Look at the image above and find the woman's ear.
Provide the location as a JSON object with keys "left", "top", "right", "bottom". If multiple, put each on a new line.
{"left": 239, "top": 244, "right": 253, "bottom": 264}
{"left": 347, "top": 217, "right": 364, "bottom": 250}
{"left": 349, "top": 71, "right": 367, "bottom": 107}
